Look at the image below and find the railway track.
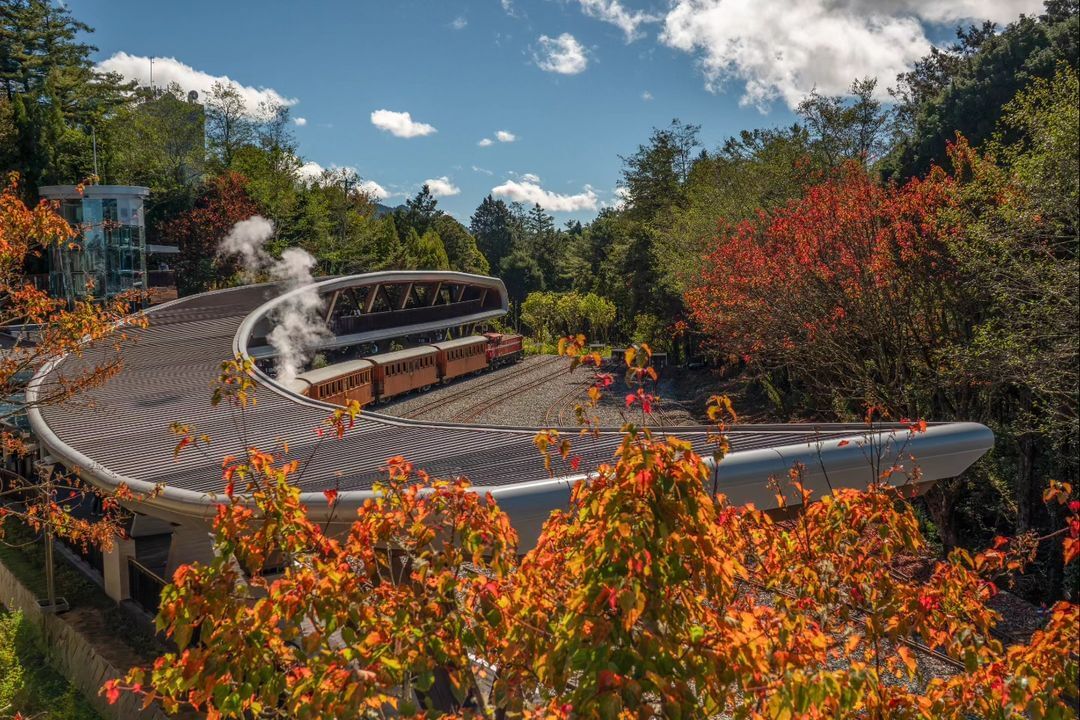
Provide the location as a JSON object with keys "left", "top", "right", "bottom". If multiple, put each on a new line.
{"left": 402, "top": 355, "right": 564, "bottom": 420}
{"left": 543, "top": 377, "right": 592, "bottom": 426}
{"left": 459, "top": 362, "right": 574, "bottom": 423}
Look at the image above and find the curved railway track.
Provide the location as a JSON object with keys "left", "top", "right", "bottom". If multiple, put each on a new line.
{"left": 401, "top": 355, "right": 565, "bottom": 420}
{"left": 543, "top": 377, "right": 589, "bottom": 427}
{"left": 459, "top": 362, "right": 575, "bottom": 423}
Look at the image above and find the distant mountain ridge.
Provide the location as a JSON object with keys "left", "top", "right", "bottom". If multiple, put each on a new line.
{"left": 374, "top": 203, "right": 404, "bottom": 218}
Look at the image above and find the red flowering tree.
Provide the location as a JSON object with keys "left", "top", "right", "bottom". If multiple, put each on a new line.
{"left": 685, "top": 158, "right": 971, "bottom": 419}
{"left": 163, "top": 171, "right": 259, "bottom": 296}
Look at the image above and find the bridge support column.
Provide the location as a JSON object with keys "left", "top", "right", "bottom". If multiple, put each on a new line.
{"left": 165, "top": 524, "right": 216, "bottom": 579}
{"left": 102, "top": 535, "right": 137, "bottom": 602}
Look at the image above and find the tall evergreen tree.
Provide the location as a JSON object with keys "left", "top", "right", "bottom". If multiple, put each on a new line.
{"left": 396, "top": 184, "right": 441, "bottom": 237}
{"left": 433, "top": 214, "right": 489, "bottom": 275}
{"left": 469, "top": 195, "right": 517, "bottom": 270}
{"left": 619, "top": 119, "right": 699, "bottom": 222}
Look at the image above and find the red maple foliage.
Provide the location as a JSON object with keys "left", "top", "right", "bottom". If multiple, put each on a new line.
{"left": 685, "top": 159, "right": 965, "bottom": 417}
{"left": 162, "top": 171, "right": 259, "bottom": 295}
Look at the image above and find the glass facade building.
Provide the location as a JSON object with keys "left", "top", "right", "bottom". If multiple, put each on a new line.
{"left": 38, "top": 185, "right": 150, "bottom": 304}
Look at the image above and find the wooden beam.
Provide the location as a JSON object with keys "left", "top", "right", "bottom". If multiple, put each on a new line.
{"left": 398, "top": 282, "right": 413, "bottom": 310}
{"left": 427, "top": 281, "right": 442, "bottom": 306}
{"left": 364, "top": 284, "right": 380, "bottom": 313}
{"left": 323, "top": 289, "right": 340, "bottom": 323}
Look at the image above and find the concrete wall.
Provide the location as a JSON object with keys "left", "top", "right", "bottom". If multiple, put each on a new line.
{"left": 0, "top": 555, "right": 173, "bottom": 720}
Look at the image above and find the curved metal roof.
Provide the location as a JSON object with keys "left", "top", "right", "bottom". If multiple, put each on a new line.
{"left": 26, "top": 274, "right": 994, "bottom": 543}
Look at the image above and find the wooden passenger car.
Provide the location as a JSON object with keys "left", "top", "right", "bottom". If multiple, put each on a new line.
{"left": 484, "top": 332, "right": 524, "bottom": 366}
{"left": 368, "top": 346, "right": 439, "bottom": 401}
{"left": 432, "top": 336, "right": 489, "bottom": 381}
{"left": 286, "top": 359, "right": 374, "bottom": 407}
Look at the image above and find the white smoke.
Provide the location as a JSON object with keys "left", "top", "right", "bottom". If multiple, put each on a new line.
{"left": 266, "top": 248, "right": 331, "bottom": 383}
{"left": 218, "top": 216, "right": 274, "bottom": 278}
{"left": 217, "top": 215, "right": 330, "bottom": 383}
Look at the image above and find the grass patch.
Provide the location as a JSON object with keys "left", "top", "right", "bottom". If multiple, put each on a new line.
{"left": 0, "top": 609, "right": 102, "bottom": 720}
{"left": 0, "top": 524, "right": 164, "bottom": 659}
{"left": 523, "top": 338, "right": 615, "bottom": 357}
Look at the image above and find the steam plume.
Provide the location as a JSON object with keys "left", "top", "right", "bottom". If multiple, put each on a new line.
{"left": 217, "top": 215, "right": 329, "bottom": 382}
{"left": 267, "top": 248, "right": 330, "bottom": 383}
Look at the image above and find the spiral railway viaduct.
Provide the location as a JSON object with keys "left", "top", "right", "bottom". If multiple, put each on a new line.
{"left": 26, "top": 271, "right": 994, "bottom": 607}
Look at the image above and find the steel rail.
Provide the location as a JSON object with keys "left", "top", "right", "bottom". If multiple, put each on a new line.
{"left": 403, "top": 355, "right": 564, "bottom": 420}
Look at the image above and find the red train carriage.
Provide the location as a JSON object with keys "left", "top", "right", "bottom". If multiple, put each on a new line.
{"left": 286, "top": 359, "right": 374, "bottom": 406}
{"left": 368, "top": 346, "right": 439, "bottom": 401}
{"left": 484, "top": 332, "right": 524, "bottom": 367}
{"left": 432, "top": 336, "right": 489, "bottom": 381}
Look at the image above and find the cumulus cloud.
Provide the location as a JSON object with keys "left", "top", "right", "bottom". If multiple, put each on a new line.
{"left": 296, "top": 162, "right": 389, "bottom": 200}
{"left": 534, "top": 33, "right": 588, "bottom": 75}
{"left": 359, "top": 180, "right": 390, "bottom": 200}
{"left": 658, "top": 0, "right": 1039, "bottom": 110}
{"left": 492, "top": 179, "right": 598, "bottom": 212}
{"left": 293, "top": 117, "right": 307, "bottom": 126}
{"left": 577, "top": 0, "right": 659, "bottom": 42}
{"left": 520, "top": 172, "right": 541, "bottom": 183}
{"left": 641, "top": 90, "right": 653, "bottom": 101}
{"left": 451, "top": 16, "right": 468, "bottom": 29}
{"left": 479, "top": 130, "right": 516, "bottom": 146}
{"left": 424, "top": 176, "right": 461, "bottom": 197}
{"left": 370, "top": 109, "right": 437, "bottom": 138}
{"left": 855, "top": 0, "right": 1041, "bottom": 24}
{"left": 604, "top": 186, "right": 631, "bottom": 209}
{"left": 297, "top": 161, "right": 327, "bottom": 182}
{"left": 95, "top": 52, "right": 297, "bottom": 115}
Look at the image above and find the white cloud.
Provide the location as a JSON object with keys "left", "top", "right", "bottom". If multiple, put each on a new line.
{"left": 293, "top": 117, "right": 308, "bottom": 126}
{"left": 358, "top": 180, "right": 390, "bottom": 201}
{"left": 495, "top": 130, "right": 517, "bottom": 142}
{"left": 641, "top": 90, "right": 653, "bottom": 101}
{"left": 492, "top": 179, "right": 598, "bottom": 212}
{"left": 534, "top": 33, "right": 588, "bottom": 75}
{"left": 472, "top": 165, "right": 494, "bottom": 175}
{"left": 658, "top": 0, "right": 1040, "bottom": 110}
{"left": 297, "top": 161, "right": 327, "bottom": 181}
{"left": 577, "top": 0, "right": 659, "bottom": 42}
{"left": 520, "top": 172, "right": 541, "bottom": 183}
{"left": 95, "top": 52, "right": 297, "bottom": 116}
{"left": 451, "top": 16, "right": 468, "bottom": 29}
{"left": 854, "top": 0, "right": 1041, "bottom": 24}
{"left": 424, "top": 176, "right": 461, "bottom": 197}
{"left": 478, "top": 137, "right": 495, "bottom": 147}
{"left": 297, "top": 162, "right": 389, "bottom": 200}
{"left": 604, "top": 186, "right": 631, "bottom": 209}
{"left": 370, "top": 109, "right": 437, "bottom": 138}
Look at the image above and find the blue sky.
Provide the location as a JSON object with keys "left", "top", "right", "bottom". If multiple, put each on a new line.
{"left": 71, "top": 0, "right": 1040, "bottom": 222}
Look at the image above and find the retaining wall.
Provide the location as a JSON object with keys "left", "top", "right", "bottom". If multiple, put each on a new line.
{"left": 0, "top": 555, "right": 173, "bottom": 720}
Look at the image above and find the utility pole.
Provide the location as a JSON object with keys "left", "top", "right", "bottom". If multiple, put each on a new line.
{"left": 341, "top": 169, "right": 352, "bottom": 247}
{"left": 91, "top": 126, "right": 99, "bottom": 182}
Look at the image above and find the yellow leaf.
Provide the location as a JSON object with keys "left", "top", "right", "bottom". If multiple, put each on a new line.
{"left": 897, "top": 644, "right": 917, "bottom": 676}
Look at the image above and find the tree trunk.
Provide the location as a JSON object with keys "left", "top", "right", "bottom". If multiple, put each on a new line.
{"left": 1015, "top": 432, "right": 1039, "bottom": 533}
{"left": 924, "top": 479, "right": 961, "bottom": 551}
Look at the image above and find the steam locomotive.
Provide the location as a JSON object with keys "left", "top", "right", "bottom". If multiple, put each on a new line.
{"left": 284, "top": 332, "right": 524, "bottom": 406}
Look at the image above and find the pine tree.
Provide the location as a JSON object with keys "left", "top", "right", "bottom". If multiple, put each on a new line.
{"left": 469, "top": 195, "right": 517, "bottom": 270}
